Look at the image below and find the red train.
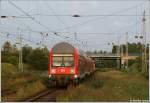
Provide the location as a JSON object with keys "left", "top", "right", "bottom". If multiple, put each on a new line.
{"left": 48, "top": 42, "right": 95, "bottom": 85}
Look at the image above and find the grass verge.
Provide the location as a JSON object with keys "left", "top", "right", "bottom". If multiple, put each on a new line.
{"left": 1, "top": 63, "right": 48, "bottom": 102}
{"left": 57, "top": 69, "right": 149, "bottom": 102}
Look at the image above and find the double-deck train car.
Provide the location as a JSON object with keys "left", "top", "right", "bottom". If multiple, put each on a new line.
{"left": 48, "top": 42, "right": 95, "bottom": 85}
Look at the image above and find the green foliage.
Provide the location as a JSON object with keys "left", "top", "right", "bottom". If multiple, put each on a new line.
{"left": 2, "top": 42, "right": 49, "bottom": 70}
{"left": 22, "top": 46, "right": 32, "bottom": 63}
{"left": 57, "top": 70, "right": 149, "bottom": 102}
{"left": 3, "top": 41, "right": 13, "bottom": 52}
{"left": 95, "top": 60, "right": 117, "bottom": 68}
{"left": 3, "top": 55, "right": 18, "bottom": 65}
{"left": 2, "top": 52, "right": 19, "bottom": 65}
{"left": 1, "top": 63, "right": 48, "bottom": 102}
{"left": 112, "top": 45, "right": 118, "bottom": 53}
{"left": 26, "top": 48, "right": 49, "bottom": 70}
{"left": 112, "top": 42, "right": 148, "bottom": 54}
{"left": 128, "top": 59, "right": 137, "bottom": 67}
{"left": 128, "top": 63, "right": 141, "bottom": 73}
{"left": 14, "top": 80, "right": 46, "bottom": 101}
{"left": 1, "top": 63, "right": 17, "bottom": 76}
{"left": 86, "top": 50, "right": 107, "bottom": 54}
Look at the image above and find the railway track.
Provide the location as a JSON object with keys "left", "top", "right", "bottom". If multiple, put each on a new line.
{"left": 24, "top": 88, "right": 65, "bottom": 102}
{"left": 24, "top": 72, "right": 95, "bottom": 102}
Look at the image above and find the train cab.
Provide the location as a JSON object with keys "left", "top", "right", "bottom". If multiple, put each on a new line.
{"left": 48, "top": 42, "right": 78, "bottom": 84}
{"left": 48, "top": 42, "right": 95, "bottom": 86}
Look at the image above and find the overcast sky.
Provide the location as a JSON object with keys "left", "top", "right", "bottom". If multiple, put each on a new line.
{"left": 0, "top": 0, "right": 149, "bottom": 52}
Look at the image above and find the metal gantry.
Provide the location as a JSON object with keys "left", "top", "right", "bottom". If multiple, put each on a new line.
{"left": 141, "top": 11, "right": 147, "bottom": 73}
{"left": 125, "top": 32, "right": 128, "bottom": 69}
{"left": 17, "top": 28, "right": 23, "bottom": 72}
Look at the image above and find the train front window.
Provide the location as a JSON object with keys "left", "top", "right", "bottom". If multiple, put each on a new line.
{"left": 52, "top": 57, "right": 62, "bottom": 67}
{"left": 63, "top": 56, "right": 74, "bottom": 67}
{"left": 52, "top": 55, "right": 74, "bottom": 67}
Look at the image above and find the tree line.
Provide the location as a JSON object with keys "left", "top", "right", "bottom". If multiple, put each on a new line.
{"left": 2, "top": 41, "right": 49, "bottom": 70}
{"left": 1, "top": 41, "right": 149, "bottom": 71}
{"left": 112, "top": 42, "right": 149, "bottom": 54}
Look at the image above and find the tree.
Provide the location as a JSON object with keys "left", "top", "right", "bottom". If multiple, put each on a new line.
{"left": 22, "top": 46, "right": 32, "bottom": 63}
{"left": 112, "top": 45, "right": 118, "bottom": 53}
{"left": 112, "top": 43, "right": 144, "bottom": 54}
{"left": 3, "top": 41, "right": 12, "bottom": 52}
{"left": 26, "top": 48, "right": 49, "bottom": 70}
{"left": 2, "top": 42, "right": 19, "bottom": 65}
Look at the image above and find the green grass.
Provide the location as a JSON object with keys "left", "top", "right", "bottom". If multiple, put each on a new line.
{"left": 1, "top": 63, "right": 48, "bottom": 102}
{"left": 57, "top": 69, "right": 149, "bottom": 102}
{"left": 1, "top": 63, "right": 18, "bottom": 76}
{"left": 121, "top": 63, "right": 149, "bottom": 80}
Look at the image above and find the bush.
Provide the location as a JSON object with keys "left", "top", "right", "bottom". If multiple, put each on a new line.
{"left": 22, "top": 46, "right": 32, "bottom": 63}
{"left": 23, "top": 64, "right": 36, "bottom": 71}
{"left": 2, "top": 80, "right": 47, "bottom": 102}
{"left": 26, "top": 48, "right": 49, "bottom": 70}
{"left": 129, "top": 63, "right": 140, "bottom": 73}
{"left": 2, "top": 42, "right": 49, "bottom": 70}
{"left": 128, "top": 60, "right": 136, "bottom": 67}
{"left": 1, "top": 63, "right": 17, "bottom": 76}
{"left": 2, "top": 53, "right": 19, "bottom": 65}
{"left": 15, "top": 80, "right": 46, "bottom": 101}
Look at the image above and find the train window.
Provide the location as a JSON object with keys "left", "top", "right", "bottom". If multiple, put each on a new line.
{"left": 63, "top": 57, "right": 74, "bottom": 67}
{"left": 52, "top": 55, "right": 74, "bottom": 67}
{"left": 52, "top": 57, "right": 62, "bottom": 67}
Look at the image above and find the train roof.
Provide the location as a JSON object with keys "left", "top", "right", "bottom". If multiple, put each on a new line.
{"left": 52, "top": 42, "right": 92, "bottom": 60}
{"left": 52, "top": 42, "right": 74, "bottom": 54}
{"left": 78, "top": 49, "right": 91, "bottom": 60}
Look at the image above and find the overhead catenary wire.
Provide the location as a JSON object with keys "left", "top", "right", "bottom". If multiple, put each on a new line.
{"left": 55, "top": 1, "right": 147, "bottom": 32}
{"left": 8, "top": 0, "right": 72, "bottom": 40}
{"left": 117, "top": 4, "right": 150, "bottom": 42}
{"left": 0, "top": 31, "right": 40, "bottom": 45}
{"left": 14, "top": 13, "right": 143, "bottom": 46}
{"left": 85, "top": 15, "right": 144, "bottom": 51}
{"left": 44, "top": 2, "right": 68, "bottom": 28}
{"left": 8, "top": 0, "right": 54, "bottom": 32}
{"left": 0, "top": 0, "right": 149, "bottom": 51}
{"left": 42, "top": 2, "right": 88, "bottom": 48}
{"left": 3, "top": 0, "right": 146, "bottom": 37}
{"left": 0, "top": 16, "right": 143, "bottom": 51}
{"left": 0, "top": 29, "right": 84, "bottom": 50}
{"left": 16, "top": 14, "right": 150, "bottom": 17}
{"left": 43, "top": 2, "right": 75, "bottom": 44}
{"left": 5, "top": 0, "right": 147, "bottom": 36}
{"left": 1, "top": 1, "right": 78, "bottom": 47}
{"left": 62, "top": 15, "right": 142, "bottom": 41}
{"left": 0, "top": 12, "right": 144, "bottom": 50}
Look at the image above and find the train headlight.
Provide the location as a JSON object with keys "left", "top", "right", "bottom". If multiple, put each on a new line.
{"left": 49, "top": 75, "right": 52, "bottom": 78}
{"left": 74, "top": 74, "right": 78, "bottom": 78}
{"left": 51, "top": 69, "right": 56, "bottom": 74}
{"left": 70, "top": 69, "right": 74, "bottom": 74}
